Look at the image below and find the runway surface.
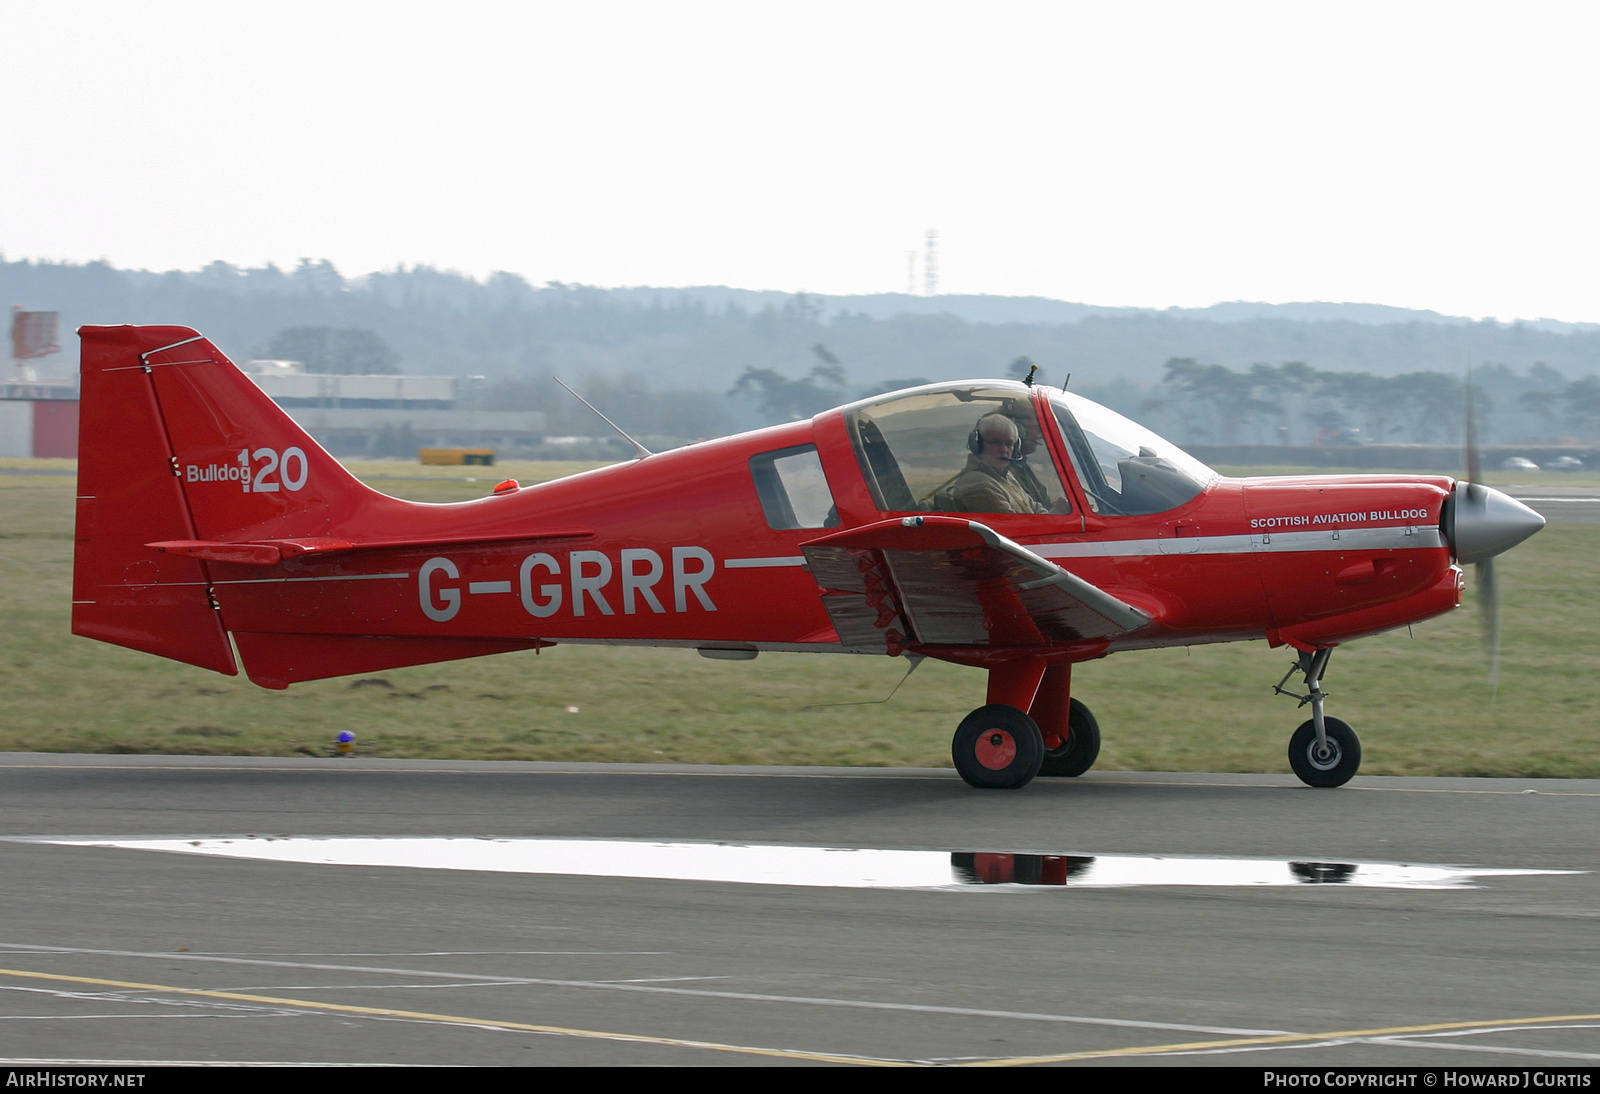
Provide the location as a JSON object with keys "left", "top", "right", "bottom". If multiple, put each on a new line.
{"left": 1503, "top": 483, "right": 1600, "bottom": 524}
{"left": 0, "top": 754, "right": 1596, "bottom": 1067}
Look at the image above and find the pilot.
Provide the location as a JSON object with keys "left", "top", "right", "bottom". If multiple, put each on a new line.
{"left": 948, "top": 413, "right": 1052, "bottom": 514}
{"left": 1002, "top": 412, "right": 1056, "bottom": 511}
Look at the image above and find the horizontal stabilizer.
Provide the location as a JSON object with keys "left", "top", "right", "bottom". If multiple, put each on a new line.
{"left": 233, "top": 632, "right": 552, "bottom": 689}
{"left": 146, "top": 540, "right": 298, "bottom": 566}
{"left": 147, "top": 528, "right": 593, "bottom": 565}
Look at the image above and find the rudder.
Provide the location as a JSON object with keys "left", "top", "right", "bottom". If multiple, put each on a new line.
{"left": 73, "top": 326, "right": 237, "bottom": 672}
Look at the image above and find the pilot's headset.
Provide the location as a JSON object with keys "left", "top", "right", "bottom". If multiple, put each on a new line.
{"left": 968, "top": 413, "right": 1023, "bottom": 459}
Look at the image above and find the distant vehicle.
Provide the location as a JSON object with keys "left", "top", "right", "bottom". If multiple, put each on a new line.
{"left": 1500, "top": 457, "right": 1540, "bottom": 472}
{"left": 72, "top": 326, "right": 1546, "bottom": 791}
{"left": 1544, "top": 456, "right": 1585, "bottom": 472}
{"left": 1315, "top": 427, "right": 1364, "bottom": 446}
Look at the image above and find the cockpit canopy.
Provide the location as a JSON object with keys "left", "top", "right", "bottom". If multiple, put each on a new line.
{"left": 1045, "top": 390, "right": 1216, "bottom": 516}
{"left": 845, "top": 384, "right": 1072, "bottom": 515}
{"left": 843, "top": 381, "right": 1215, "bottom": 517}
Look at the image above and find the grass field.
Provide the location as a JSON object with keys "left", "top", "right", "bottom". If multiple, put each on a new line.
{"left": 3, "top": 460, "right": 1595, "bottom": 776}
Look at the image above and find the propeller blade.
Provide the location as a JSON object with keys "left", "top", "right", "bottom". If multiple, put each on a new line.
{"left": 1464, "top": 372, "right": 1504, "bottom": 692}
{"left": 1463, "top": 372, "right": 1484, "bottom": 504}
{"left": 1477, "top": 557, "right": 1500, "bottom": 694}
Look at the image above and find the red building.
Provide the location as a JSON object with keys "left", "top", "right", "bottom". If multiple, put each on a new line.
{"left": 0, "top": 384, "right": 80, "bottom": 458}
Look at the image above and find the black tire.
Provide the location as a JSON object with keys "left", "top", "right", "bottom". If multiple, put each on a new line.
{"left": 1288, "top": 717, "right": 1362, "bottom": 788}
{"left": 952, "top": 704, "right": 1044, "bottom": 789}
{"left": 1038, "top": 698, "right": 1101, "bottom": 777}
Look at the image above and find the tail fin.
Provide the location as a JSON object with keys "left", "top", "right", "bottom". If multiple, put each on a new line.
{"left": 74, "top": 326, "right": 551, "bottom": 687}
{"left": 72, "top": 325, "right": 375, "bottom": 672}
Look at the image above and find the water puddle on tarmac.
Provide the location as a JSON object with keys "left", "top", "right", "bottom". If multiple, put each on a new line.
{"left": 39, "top": 837, "right": 1577, "bottom": 891}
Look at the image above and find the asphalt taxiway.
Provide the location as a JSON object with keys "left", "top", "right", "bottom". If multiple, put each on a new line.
{"left": 0, "top": 753, "right": 1596, "bottom": 1066}
{"left": 1504, "top": 483, "right": 1600, "bottom": 525}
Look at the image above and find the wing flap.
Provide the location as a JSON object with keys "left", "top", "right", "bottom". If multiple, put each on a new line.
{"left": 802, "top": 516, "right": 1150, "bottom": 654}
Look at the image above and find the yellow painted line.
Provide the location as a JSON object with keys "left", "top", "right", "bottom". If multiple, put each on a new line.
{"left": 8, "top": 964, "right": 1594, "bottom": 1069}
{"left": 0, "top": 967, "right": 914, "bottom": 1067}
{"left": 966, "top": 1012, "right": 1600, "bottom": 1067}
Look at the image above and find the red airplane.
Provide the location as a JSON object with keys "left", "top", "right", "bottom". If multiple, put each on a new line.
{"left": 72, "top": 325, "right": 1545, "bottom": 790}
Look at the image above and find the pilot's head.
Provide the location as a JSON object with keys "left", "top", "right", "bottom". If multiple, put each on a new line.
{"left": 973, "top": 413, "right": 1020, "bottom": 470}
{"left": 1005, "top": 413, "right": 1039, "bottom": 456}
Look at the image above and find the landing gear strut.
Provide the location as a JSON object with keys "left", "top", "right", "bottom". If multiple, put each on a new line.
{"left": 1029, "top": 663, "right": 1100, "bottom": 778}
{"left": 954, "top": 661, "right": 1098, "bottom": 788}
{"left": 1274, "top": 648, "right": 1362, "bottom": 787}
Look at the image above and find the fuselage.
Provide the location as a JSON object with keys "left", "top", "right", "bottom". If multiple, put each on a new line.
{"left": 205, "top": 381, "right": 1463, "bottom": 662}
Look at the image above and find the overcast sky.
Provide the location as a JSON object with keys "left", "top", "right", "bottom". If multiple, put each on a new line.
{"left": 3, "top": 1, "right": 1597, "bottom": 321}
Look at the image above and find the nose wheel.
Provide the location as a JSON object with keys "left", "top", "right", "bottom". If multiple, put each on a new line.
{"left": 1274, "top": 648, "right": 1362, "bottom": 788}
{"left": 1288, "top": 716, "right": 1362, "bottom": 787}
{"left": 952, "top": 704, "right": 1044, "bottom": 789}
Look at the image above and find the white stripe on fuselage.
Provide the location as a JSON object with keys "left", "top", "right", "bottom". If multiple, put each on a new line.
{"left": 719, "top": 527, "right": 1442, "bottom": 573}
{"left": 1033, "top": 525, "right": 1444, "bottom": 559}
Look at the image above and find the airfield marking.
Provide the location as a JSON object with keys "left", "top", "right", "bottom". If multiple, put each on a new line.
{"left": 4, "top": 965, "right": 1597, "bottom": 1068}
{"left": 966, "top": 1013, "right": 1600, "bottom": 1067}
{"left": 1371, "top": 1030, "right": 1600, "bottom": 1064}
{"left": 0, "top": 944, "right": 1295, "bottom": 1038}
{"left": 0, "top": 1059, "right": 424, "bottom": 1067}
{"left": 0, "top": 967, "right": 915, "bottom": 1067}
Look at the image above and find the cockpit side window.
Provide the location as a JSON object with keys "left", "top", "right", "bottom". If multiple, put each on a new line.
{"left": 1048, "top": 392, "right": 1215, "bottom": 516}
{"left": 844, "top": 385, "right": 1071, "bottom": 515}
{"left": 750, "top": 444, "right": 840, "bottom": 530}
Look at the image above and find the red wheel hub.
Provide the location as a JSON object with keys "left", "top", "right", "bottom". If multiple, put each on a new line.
{"left": 974, "top": 729, "right": 1017, "bottom": 770}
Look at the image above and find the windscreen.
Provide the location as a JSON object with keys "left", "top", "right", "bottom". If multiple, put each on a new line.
{"left": 1048, "top": 391, "right": 1215, "bottom": 516}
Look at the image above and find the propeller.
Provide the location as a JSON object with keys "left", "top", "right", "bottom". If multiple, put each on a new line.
{"left": 1463, "top": 376, "right": 1499, "bottom": 689}
{"left": 1451, "top": 376, "right": 1542, "bottom": 691}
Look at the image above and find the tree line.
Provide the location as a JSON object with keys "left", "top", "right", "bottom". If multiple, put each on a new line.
{"left": 1135, "top": 359, "right": 1597, "bottom": 446}
{"left": 5, "top": 254, "right": 1600, "bottom": 444}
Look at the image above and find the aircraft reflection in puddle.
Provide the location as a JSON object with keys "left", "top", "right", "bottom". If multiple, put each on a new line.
{"left": 44, "top": 837, "right": 1575, "bottom": 891}
{"left": 956, "top": 853, "right": 1374, "bottom": 886}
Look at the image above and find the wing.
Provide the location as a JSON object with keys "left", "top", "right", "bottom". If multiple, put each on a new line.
{"left": 801, "top": 516, "right": 1151, "bottom": 655}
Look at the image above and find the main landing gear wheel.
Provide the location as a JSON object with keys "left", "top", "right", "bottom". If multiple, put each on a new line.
{"left": 1288, "top": 717, "right": 1362, "bottom": 788}
{"left": 953, "top": 704, "right": 1044, "bottom": 789}
{"left": 1038, "top": 698, "right": 1101, "bottom": 777}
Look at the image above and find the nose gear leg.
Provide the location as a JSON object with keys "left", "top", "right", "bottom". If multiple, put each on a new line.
{"left": 1274, "top": 648, "right": 1333, "bottom": 747}
{"left": 1274, "top": 648, "right": 1361, "bottom": 787}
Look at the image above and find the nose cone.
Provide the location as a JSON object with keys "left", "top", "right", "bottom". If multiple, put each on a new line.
{"left": 1448, "top": 483, "right": 1546, "bottom": 564}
